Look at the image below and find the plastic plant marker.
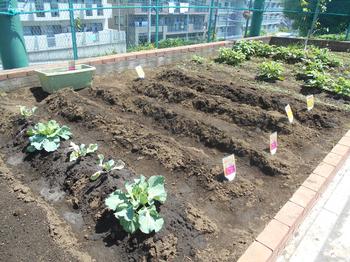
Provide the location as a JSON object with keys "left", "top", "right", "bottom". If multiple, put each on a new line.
{"left": 222, "top": 154, "right": 236, "bottom": 181}
{"left": 285, "top": 104, "right": 294, "bottom": 124}
{"left": 270, "top": 132, "right": 278, "bottom": 155}
{"left": 135, "top": 65, "right": 145, "bottom": 79}
{"left": 68, "top": 60, "right": 76, "bottom": 71}
{"left": 306, "top": 95, "right": 314, "bottom": 111}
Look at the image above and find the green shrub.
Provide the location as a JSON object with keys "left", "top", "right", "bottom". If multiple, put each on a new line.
{"left": 307, "top": 46, "right": 343, "bottom": 67}
{"left": 191, "top": 55, "right": 206, "bottom": 64}
{"left": 297, "top": 60, "right": 327, "bottom": 80}
{"left": 158, "top": 38, "right": 193, "bottom": 49}
{"left": 304, "top": 71, "right": 334, "bottom": 89}
{"left": 332, "top": 77, "right": 350, "bottom": 96}
{"left": 105, "top": 175, "right": 167, "bottom": 234}
{"left": 27, "top": 120, "right": 72, "bottom": 152}
{"left": 232, "top": 41, "right": 256, "bottom": 59}
{"left": 252, "top": 41, "right": 277, "bottom": 57}
{"left": 216, "top": 48, "right": 246, "bottom": 66}
{"left": 127, "top": 43, "right": 155, "bottom": 52}
{"left": 257, "top": 61, "right": 284, "bottom": 81}
{"left": 273, "top": 46, "right": 305, "bottom": 64}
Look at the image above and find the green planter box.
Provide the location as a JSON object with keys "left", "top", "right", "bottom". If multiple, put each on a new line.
{"left": 35, "top": 64, "right": 96, "bottom": 94}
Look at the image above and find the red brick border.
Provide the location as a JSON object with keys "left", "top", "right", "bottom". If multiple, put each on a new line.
{"left": 238, "top": 130, "right": 350, "bottom": 262}
{"left": 0, "top": 40, "right": 237, "bottom": 80}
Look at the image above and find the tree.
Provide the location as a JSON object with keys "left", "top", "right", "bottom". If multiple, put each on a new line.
{"left": 283, "top": 0, "right": 350, "bottom": 36}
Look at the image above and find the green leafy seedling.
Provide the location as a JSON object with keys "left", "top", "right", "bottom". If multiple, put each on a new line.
{"left": 19, "top": 106, "right": 37, "bottom": 118}
{"left": 216, "top": 48, "right": 246, "bottom": 66}
{"left": 27, "top": 120, "right": 72, "bottom": 152}
{"left": 90, "top": 154, "right": 125, "bottom": 181}
{"left": 257, "top": 61, "right": 285, "bottom": 81}
{"left": 69, "top": 142, "right": 98, "bottom": 162}
{"left": 105, "top": 175, "right": 167, "bottom": 234}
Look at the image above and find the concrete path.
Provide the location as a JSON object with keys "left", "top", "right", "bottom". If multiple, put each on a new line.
{"left": 277, "top": 156, "right": 350, "bottom": 262}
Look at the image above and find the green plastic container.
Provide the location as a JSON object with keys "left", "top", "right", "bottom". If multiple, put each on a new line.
{"left": 35, "top": 64, "right": 96, "bottom": 94}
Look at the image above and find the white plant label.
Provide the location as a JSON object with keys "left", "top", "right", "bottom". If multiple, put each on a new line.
{"left": 306, "top": 95, "right": 314, "bottom": 111}
{"left": 270, "top": 132, "right": 278, "bottom": 155}
{"left": 285, "top": 104, "right": 294, "bottom": 124}
{"left": 222, "top": 154, "right": 236, "bottom": 181}
{"left": 135, "top": 65, "right": 145, "bottom": 79}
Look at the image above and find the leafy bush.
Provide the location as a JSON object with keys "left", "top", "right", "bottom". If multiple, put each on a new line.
{"left": 216, "top": 48, "right": 246, "bottom": 66}
{"left": 304, "top": 71, "right": 334, "bottom": 89}
{"left": 297, "top": 60, "right": 327, "bottom": 80}
{"left": 90, "top": 154, "right": 125, "bottom": 181}
{"left": 232, "top": 41, "right": 256, "bottom": 59}
{"left": 257, "top": 61, "right": 284, "bottom": 81}
{"left": 252, "top": 41, "right": 277, "bottom": 58}
{"left": 332, "top": 77, "right": 350, "bottom": 96}
{"left": 69, "top": 142, "right": 98, "bottom": 162}
{"left": 191, "top": 55, "right": 206, "bottom": 64}
{"left": 158, "top": 38, "right": 193, "bottom": 49}
{"left": 127, "top": 43, "right": 155, "bottom": 52}
{"left": 105, "top": 175, "right": 167, "bottom": 234}
{"left": 273, "top": 46, "right": 305, "bottom": 64}
{"left": 307, "top": 46, "right": 343, "bottom": 67}
{"left": 27, "top": 120, "right": 72, "bottom": 152}
{"left": 19, "top": 106, "right": 37, "bottom": 118}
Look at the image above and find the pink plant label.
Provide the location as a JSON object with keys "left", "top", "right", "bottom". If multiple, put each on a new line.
{"left": 222, "top": 154, "right": 236, "bottom": 181}
{"left": 270, "top": 132, "right": 278, "bottom": 155}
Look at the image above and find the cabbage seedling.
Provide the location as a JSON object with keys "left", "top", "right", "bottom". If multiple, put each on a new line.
{"left": 69, "top": 142, "right": 98, "bottom": 162}
{"left": 27, "top": 120, "right": 72, "bottom": 152}
{"left": 90, "top": 154, "right": 125, "bottom": 181}
{"left": 105, "top": 175, "right": 167, "bottom": 234}
{"left": 19, "top": 106, "right": 37, "bottom": 118}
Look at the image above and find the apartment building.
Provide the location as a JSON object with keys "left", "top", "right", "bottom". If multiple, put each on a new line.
{"left": 17, "top": 0, "right": 126, "bottom": 62}
{"left": 109, "top": 0, "right": 212, "bottom": 47}
{"left": 261, "top": 0, "right": 286, "bottom": 33}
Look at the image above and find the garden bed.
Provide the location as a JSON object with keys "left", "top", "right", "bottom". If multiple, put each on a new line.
{"left": 0, "top": 46, "right": 349, "bottom": 261}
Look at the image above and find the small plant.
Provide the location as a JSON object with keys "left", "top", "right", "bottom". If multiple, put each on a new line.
{"left": 191, "top": 55, "right": 206, "bottom": 64}
{"left": 232, "top": 41, "right": 256, "bottom": 59}
{"left": 304, "top": 71, "right": 333, "bottom": 89}
{"left": 27, "top": 120, "right": 72, "bottom": 152}
{"left": 257, "top": 61, "right": 284, "bottom": 81}
{"left": 307, "top": 46, "right": 343, "bottom": 67}
{"left": 273, "top": 46, "right": 305, "bottom": 64}
{"left": 297, "top": 60, "right": 327, "bottom": 80}
{"left": 105, "top": 175, "right": 167, "bottom": 234}
{"left": 216, "top": 48, "right": 246, "bottom": 66}
{"left": 332, "top": 77, "right": 350, "bottom": 96}
{"left": 252, "top": 41, "right": 277, "bottom": 58}
{"left": 90, "top": 154, "right": 125, "bottom": 181}
{"left": 19, "top": 106, "right": 37, "bottom": 118}
{"left": 69, "top": 142, "right": 98, "bottom": 162}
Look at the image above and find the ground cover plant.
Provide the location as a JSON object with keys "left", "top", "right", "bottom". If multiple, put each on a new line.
{"left": 26, "top": 120, "right": 72, "bottom": 152}
{"left": 69, "top": 142, "right": 98, "bottom": 162}
{"left": 105, "top": 175, "right": 167, "bottom": 234}
{"left": 216, "top": 47, "right": 246, "bottom": 65}
{"left": 19, "top": 105, "right": 37, "bottom": 118}
{"left": 90, "top": 154, "right": 125, "bottom": 180}
{"left": 0, "top": 42, "right": 349, "bottom": 262}
{"left": 257, "top": 61, "right": 285, "bottom": 81}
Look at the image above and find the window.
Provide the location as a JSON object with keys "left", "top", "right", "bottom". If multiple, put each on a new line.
{"left": 35, "top": 0, "right": 45, "bottom": 17}
{"left": 50, "top": 0, "right": 59, "bottom": 17}
{"left": 23, "top": 26, "right": 42, "bottom": 36}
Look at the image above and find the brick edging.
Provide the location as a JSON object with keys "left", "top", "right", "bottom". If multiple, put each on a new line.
{"left": 238, "top": 130, "right": 350, "bottom": 262}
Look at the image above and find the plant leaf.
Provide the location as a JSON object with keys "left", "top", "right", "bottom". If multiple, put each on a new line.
{"left": 90, "top": 171, "right": 102, "bottom": 181}
{"left": 147, "top": 175, "right": 167, "bottom": 203}
{"left": 69, "top": 151, "right": 79, "bottom": 162}
{"left": 42, "top": 139, "right": 59, "bottom": 152}
{"left": 105, "top": 190, "right": 128, "bottom": 210}
{"left": 86, "top": 143, "right": 98, "bottom": 154}
{"left": 138, "top": 205, "right": 164, "bottom": 234}
{"left": 111, "top": 159, "right": 125, "bottom": 170}
{"left": 119, "top": 217, "right": 139, "bottom": 234}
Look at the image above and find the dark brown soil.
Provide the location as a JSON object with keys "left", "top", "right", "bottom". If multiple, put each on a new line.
{"left": 0, "top": 57, "right": 349, "bottom": 262}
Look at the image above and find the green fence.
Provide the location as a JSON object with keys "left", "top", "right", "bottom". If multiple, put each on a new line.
{"left": 0, "top": 0, "right": 349, "bottom": 68}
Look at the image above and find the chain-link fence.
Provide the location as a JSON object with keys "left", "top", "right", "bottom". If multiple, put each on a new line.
{"left": 0, "top": 0, "right": 350, "bottom": 67}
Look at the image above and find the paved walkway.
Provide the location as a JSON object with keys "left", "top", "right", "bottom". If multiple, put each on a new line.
{"left": 277, "top": 157, "right": 350, "bottom": 262}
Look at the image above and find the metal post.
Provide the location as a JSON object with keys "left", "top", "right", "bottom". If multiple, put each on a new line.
{"left": 68, "top": 0, "right": 78, "bottom": 60}
{"left": 304, "top": 0, "right": 321, "bottom": 49}
{"left": 0, "top": 0, "right": 29, "bottom": 69}
{"left": 186, "top": 11, "right": 189, "bottom": 41}
{"left": 155, "top": 0, "right": 159, "bottom": 48}
{"left": 207, "top": 0, "right": 215, "bottom": 42}
{"left": 346, "top": 23, "right": 350, "bottom": 41}
{"left": 147, "top": 0, "right": 151, "bottom": 43}
{"left": 249, "top": 0, "right": 265, "bottom": 37}
{"left": 244, "top": 0, "right": 253, "bottom": 37}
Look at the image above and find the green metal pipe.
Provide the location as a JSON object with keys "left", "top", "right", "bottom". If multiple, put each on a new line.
{"left": 207, "top": 0, "right": 215, "bottom": 42}
{"left": 346, "top": 23, "right": 350, "bottom": 41}
{"left": 155, "top": 0, "right": 159, "bottom": 48}
{"left": 0, "top": 0, "right": 28, "bottom": 69}
{"left": 249, "top": 0, "right": 265, "bottom": 37}
{"left": 68, "top": 0, "right": 78, "bottom": 60}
